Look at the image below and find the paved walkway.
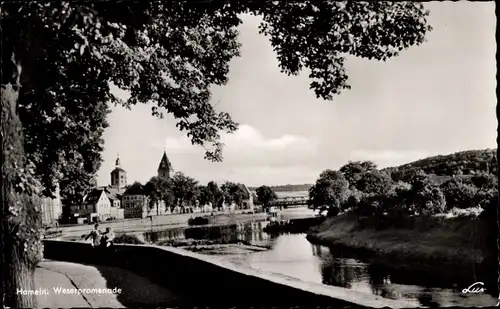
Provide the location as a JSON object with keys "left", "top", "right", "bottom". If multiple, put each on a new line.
{"left": 34, "top": 260, "right": 178, "bottom": 308}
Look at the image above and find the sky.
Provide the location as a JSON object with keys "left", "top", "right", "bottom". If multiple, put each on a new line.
{"left": 97, "top": 2, "right": 497, "bottom": 188}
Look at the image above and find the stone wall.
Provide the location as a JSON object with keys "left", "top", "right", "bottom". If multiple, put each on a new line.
{"left": 42, "top": 240, "right": 405, "bottom": 307}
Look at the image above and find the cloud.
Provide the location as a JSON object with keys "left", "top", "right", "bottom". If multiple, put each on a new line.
{"left": 165, "top": 124, "right": 319, "bottom": 168}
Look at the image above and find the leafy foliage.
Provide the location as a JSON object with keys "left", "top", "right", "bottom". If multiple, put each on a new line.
{"left": 221, "top": 182, "right": 249, "bottom": 207}
{"left": 439, "top": 178, "right": 477, "bottom": 210}
{"left": 312, "top": 149, "right": 498, "bottom": 221}
{"left": 339, "top": 161, "right": 378, "bottom": 189}
{"left": 254, "top": 2, "right": 431, "bottom": 100}
{"left": 143, "top": 176, "right": 174, "bottom": 213}
{"left": 355, "top": 169, "right": 392, "bottom": 196}
{"left": 196, "top": 181, "right": 224, "bottom": 208}
{"left": 170, "top": 172, "right": 199, "bottom": 208}
{"left": 308, "top": 170, "right": 349, "bottom": 215}
{"left": 207, "top": 181, "right": 225, "bottom": 209}
{"left": 407, "top": 174, "right": 446, "bottom": 215}
{"left": 255, "top": 185, "right": 278, "bottom": 209}
{"left": 1, "top": 1, "right": 432, "bottom": 201}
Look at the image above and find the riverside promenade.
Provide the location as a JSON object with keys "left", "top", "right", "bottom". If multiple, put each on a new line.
{"left": 39, "top": 240, "right": 419, "bottom": 308}
{"left": 35, "top": 260, "right": 178, "bottom": 308}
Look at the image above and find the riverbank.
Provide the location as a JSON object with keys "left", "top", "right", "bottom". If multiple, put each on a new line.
{"left": 57, "top": 208, "right": 316, "bottom": 240}
{"left": 306, "top": 213, "right": 490, "bottom": 276}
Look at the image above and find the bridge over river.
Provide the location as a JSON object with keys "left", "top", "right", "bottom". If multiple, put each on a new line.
{"left": 269, "top": 196, "right": 308, "bottom": 207}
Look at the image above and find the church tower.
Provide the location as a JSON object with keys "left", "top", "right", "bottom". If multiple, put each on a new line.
{"left": 110, "top": 154, "right": 127, "bottom": 191}
{"left": 158, "top": 150, "right": 173, "bottom": 180}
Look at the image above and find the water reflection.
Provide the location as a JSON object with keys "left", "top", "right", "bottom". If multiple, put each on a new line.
{"left": 145, "top": 220, "right": 496, "bottom": 307}
{"left": 144, "top": 221, "right": 275, "bottom": 246}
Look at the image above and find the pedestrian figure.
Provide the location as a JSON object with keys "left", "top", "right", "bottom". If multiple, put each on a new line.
{"left": 100, "top": 227, "right": 116, "bottom": 248}
{"left": 84, "top": 223, "right": 102, "bottom": 248}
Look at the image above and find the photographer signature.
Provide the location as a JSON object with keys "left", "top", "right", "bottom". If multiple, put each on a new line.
{"left": 462, "top": 282, "right": 486, "bottom": 294}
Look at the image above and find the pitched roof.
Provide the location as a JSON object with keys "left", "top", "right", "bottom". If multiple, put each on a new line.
{"left": 111, "top": 167, "right": 126, "bottom": 174}
{"left": 84, "top": 188, "right": 105, "bottom": 205}
{"left": 158, "top": 151, "right": 172, "bottom": 171}
{"left": 237, "top": 184, "right": 251, "bottom": 199}
{"left": 104, "top": 187, "right": 122, "bottom": 201}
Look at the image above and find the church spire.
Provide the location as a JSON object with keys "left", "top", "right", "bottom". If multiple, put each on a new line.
{"left": 158, "top": 150, "right": 172, "bottom": 179}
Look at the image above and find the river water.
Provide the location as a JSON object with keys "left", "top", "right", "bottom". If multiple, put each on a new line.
{"left": 147, "top": 220, "right": 496, "bottom": 307}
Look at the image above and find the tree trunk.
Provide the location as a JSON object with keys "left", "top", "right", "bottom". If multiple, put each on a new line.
{"left": 1, "top": 52, "right": 43, "bottom": 308}
{"left": 496, "top": 97, "right": 500, "bottom": 298}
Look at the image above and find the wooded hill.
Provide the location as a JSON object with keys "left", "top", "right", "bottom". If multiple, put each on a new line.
{"left": 382, "top": 149, "right": 497, "bottom": 181}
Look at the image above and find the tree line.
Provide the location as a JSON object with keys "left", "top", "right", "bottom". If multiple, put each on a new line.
{"left": 135, "top": 172, "right": 248, "bottom": 213}
{"left": 131, "top": 172, "right": 280, "bottom": 213}
{"left": 383, "top": 149, "right": 497, "bottom": 182}
{"left": 308, "top": 154, "right": 498, "bottom": 221}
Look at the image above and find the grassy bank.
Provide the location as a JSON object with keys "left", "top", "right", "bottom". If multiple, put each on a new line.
{"left": 307, "top": 213, "right": 491, "bottom": 275}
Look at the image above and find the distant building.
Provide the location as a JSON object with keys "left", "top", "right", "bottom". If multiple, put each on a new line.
{"left": 80, "top": 187, "right": 125, "bottom": 223}
{"left": 219, "top": 184, "right": 255, "bottom": 212}
{"left": 41, "top": 185, "right": 63, "bottom": 226}
{"left": 122, "top": 185, "right": 167, "bottom": 218}
{"left": 71, "top": 151, "right": 173, "bottom": 221}
{"left": 110, "top": 155, "right": 127, "bottom": 194}
{"left": 240, "top": 184, "right": 254, "bottom": 211}
{"left": 104, "top": 187, "right": 125, "bottom": 219}
{"left": 82, "top": 189, "right": 111, "bottom": 222}
{"left": 122, "top": 183, "right": 149, "bottom": 218}
{"left": 158, "top": 150, "right": 173, "bottom": 180}
{"left": 105, "top": 187, "right": 122, "bottom": 208}
{"left": 122, "top": 152, "right": 171, "bottom": 218}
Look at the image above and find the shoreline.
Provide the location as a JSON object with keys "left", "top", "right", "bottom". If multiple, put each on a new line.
{"left": 305, "top": 213, "right": 493, "bottom": 280}
{"left": 54, "top": 207, "right": 316, "bottom": 238}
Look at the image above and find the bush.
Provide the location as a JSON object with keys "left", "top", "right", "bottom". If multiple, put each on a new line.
{"left": 440, "top": 178, "right": 477, "bottom": 210}
{"left": 188, "top": 216, "right": 209, "bottom": 226}
{"left": 114, "top": 234, "right": 144, "bottom": 244}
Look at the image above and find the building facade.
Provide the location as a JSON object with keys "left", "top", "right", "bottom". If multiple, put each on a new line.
{"left": 41, "top": 185, "right": 63, "bottom": 226}
{"left": 104, "top": 187, "right": 124, "bottom": 219}
{"left": 78, "top": 186, "right": 124, "bottom": 223}
{"left": 79, "top": 189, "right": 110, "bottom": 222}
{"left": 122, "top": 190, "right": 149, "bottom": 218}
{"left": 122, "top": 186, "right": 168, "bottom": 218}
{"left": 240, "top": 184, "right": 255, "bottom": 211}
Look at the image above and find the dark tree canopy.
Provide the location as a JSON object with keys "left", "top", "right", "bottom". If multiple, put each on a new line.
{"left": 308, "top": 169, "right": 349, "bottom": 213}
{"left": 170, "top": 172, "right": 199, "bottom": 207}
{"left": 255, "top": 185, "right": 278, "bottom": 208}
{"left": 355, "top": 170, "right": 393, "bottom": 196}
{"left": 340, "top": 161, "right": 378, "bottom": 189}
{"left": 198, "top": 181, "right": 224, "bottom": 207}
{"left": 221, "top": 182, "right": 249, "bottom": 207}
{"left": 1, "top": 1, "right": 431, "bottom": 200}
{"left": 144, "top": 176, "right": 174, "bottom": 213}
